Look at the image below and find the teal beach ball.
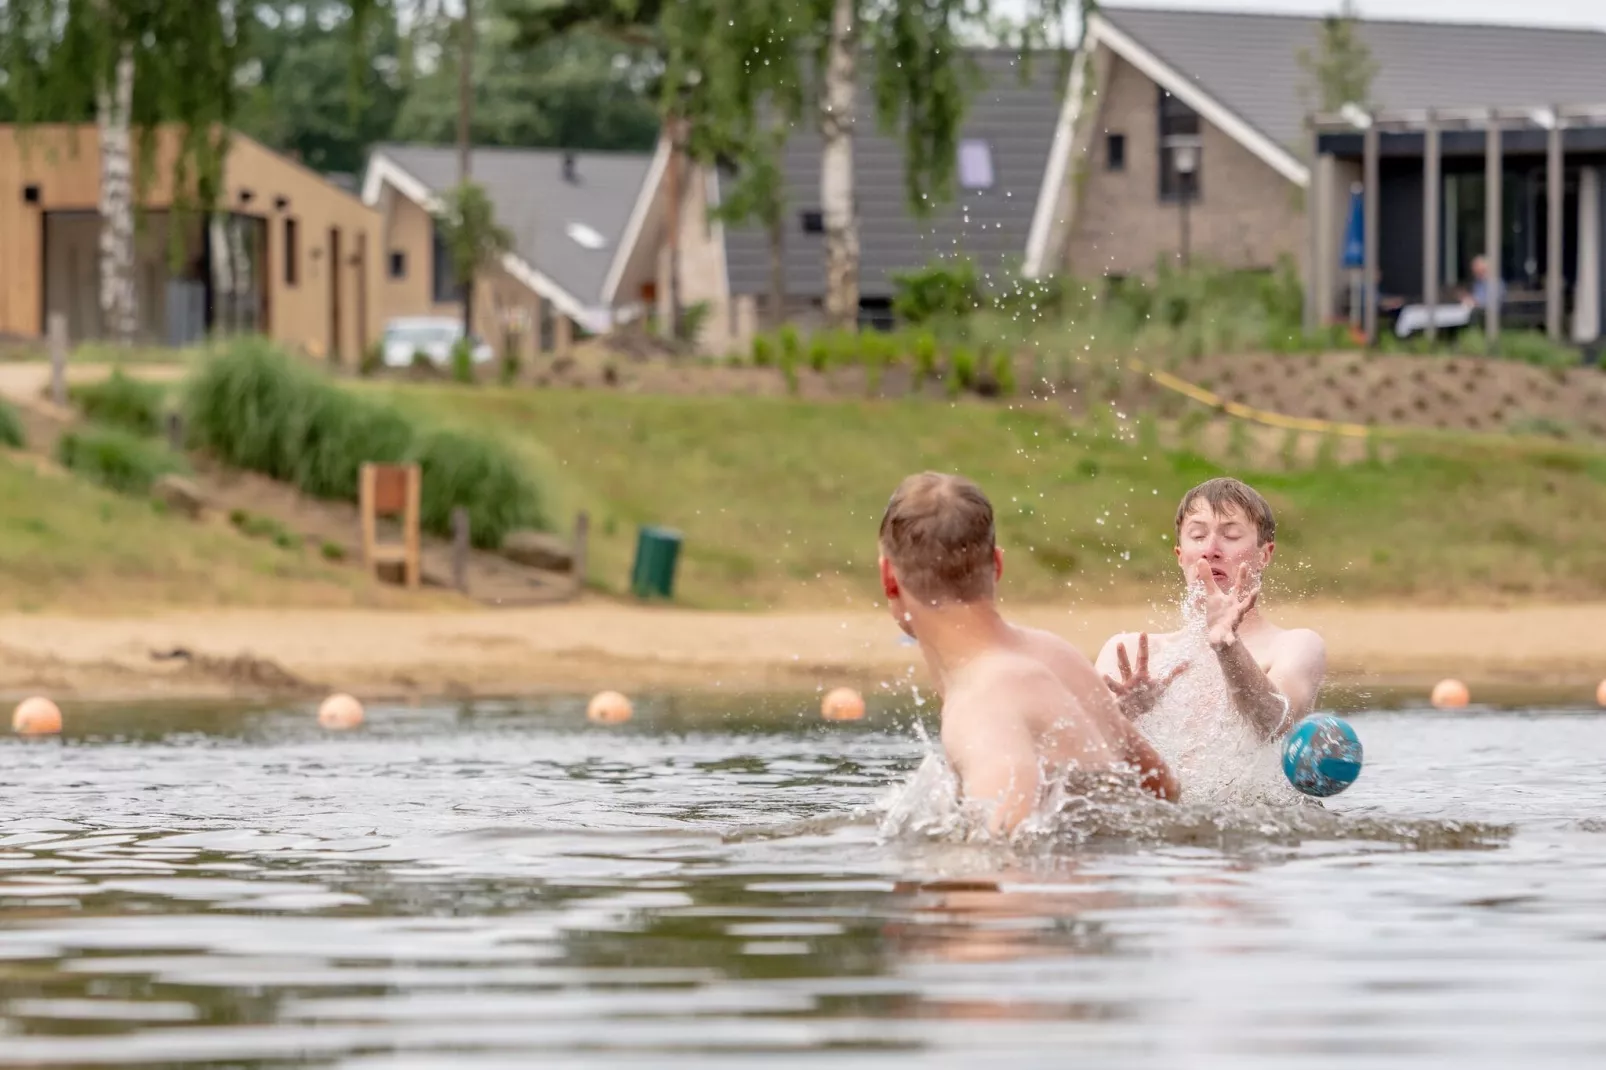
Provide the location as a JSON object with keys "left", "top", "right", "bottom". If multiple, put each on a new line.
{"left": 1281, "top": 714, "right": 1363, "bottom": 797}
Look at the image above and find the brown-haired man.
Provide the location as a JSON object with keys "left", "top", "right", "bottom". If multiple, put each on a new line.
{"left": 879, "top": 472, "right": 1178, "bottom": 836}
{"left": 1095, "top": 477, "right": 1327, "bottom": 748}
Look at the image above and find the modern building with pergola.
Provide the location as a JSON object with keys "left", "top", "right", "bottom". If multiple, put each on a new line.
{"left": 1305, "top": 104, "right": 1606, "bottom": 349}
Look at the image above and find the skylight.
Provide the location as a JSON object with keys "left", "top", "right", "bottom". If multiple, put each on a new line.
{"left": 567, "top": 222, "right": 607, "bottom": 250}
{"left": 957, "top": 138, "right": 994, "bottom": 191}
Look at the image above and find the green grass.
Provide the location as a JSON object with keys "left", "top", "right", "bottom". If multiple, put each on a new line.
{"left": 56, "top": 425, "right": 185, "bottom": 496}
{"left": 68, "top": 368, "right": 170, "bottom": 436}
{"left": 365, "top": 384, "right": 1606, "bottom": 609}
{"left": 0, "top": 452, "right": 411, "bottom": 612}
{"left": 0, "top": 397, "right": 26, "bottom": 449}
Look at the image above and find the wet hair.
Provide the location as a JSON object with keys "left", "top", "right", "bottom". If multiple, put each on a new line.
{"left": 878, "top": 472, "right": 997, "bottom": 604}
{"left": 1174, "top": 477, "right": 1276, "bottom": 545}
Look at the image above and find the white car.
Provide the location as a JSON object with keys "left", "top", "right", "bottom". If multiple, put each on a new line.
{"left": 381, "top": 317, "right": 494, "bottom": 369}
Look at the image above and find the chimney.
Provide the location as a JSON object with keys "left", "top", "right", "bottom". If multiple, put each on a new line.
{"left": 562, "top": 152, "right": 577, "bottom": 183}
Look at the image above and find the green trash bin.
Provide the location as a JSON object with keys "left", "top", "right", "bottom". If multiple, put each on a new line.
{"left": 630, "top": 525, "right": 683, "bottom": 599}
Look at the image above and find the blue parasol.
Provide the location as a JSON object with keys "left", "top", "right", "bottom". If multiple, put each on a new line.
{"left": 1342, "top": 184, "right": 1365, "bottom": 270}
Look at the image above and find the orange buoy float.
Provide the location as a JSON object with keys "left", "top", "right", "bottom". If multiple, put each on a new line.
{"left": 1595, "top": 679, "right": 1606, "bottom": 708}
{"left": 821, "top": 686, "right": 866, "bottom": 722}
{"left": 587, "top": 690, "right": 633, "bottom": 724}
{"left": 1430, "top": 679, "right": 1469, "bottom": 710}
{"left": 12, "top": 696, "right": 62, "bottom": 736}
{"left": 317, "top": 693, "right": 365, "bottom": 731}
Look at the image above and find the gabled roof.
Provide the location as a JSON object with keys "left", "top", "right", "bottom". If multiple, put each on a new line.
{"left": 362, "top": 144, "right": 654, "bottom": 330}
{"left": 1095, "top": 6, "right": 1606, "bottom": 161}
{"left": 721, "top": 49, "right": 1067, "bottom": 300}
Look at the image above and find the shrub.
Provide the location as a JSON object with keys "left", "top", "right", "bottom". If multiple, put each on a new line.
{"left": 751, "top": 334, "right": 775, "bottom": 367}
{"left": 1494, "top": 331, "right": 1579, "bottom": 369}
{"left": 780, "top": 351, "right": 800, "bottom": 395}
{"left": 183, "top": 338, "right": 550, "bottom": 546}
{"left": 68, "top": 369, "right": 167, "bottom": 437}
{"left": 807, "top": 333, "right": 830, "bottom": 372}
{"left": 950, "top": 346, "right": 978, "bottom": 390}
{"left": 450, "top": 340, "right": 475, "bottom": 384}
{"left": 413, "top": 428, "right": 547, "bottom": 548}
{"left": 0, "top": 398, "right": 25, "bottom": 449}
{"left": 778, "top": 324, "right": 802, "bottom": 366}
{"left": 891, "top": 257, "right": 983, "bottom": 324}
{"left": 500, "top": 345, "right": 521, "bottom": 385}
{"left": 359, "top": 341, "right": 384, "bottom": 378}
{"left": 990, "top": 349, "right": 1016, "bottom": 397}
{"left": 678, "top": 300, "right": 712, "bottom": 344}
{"left": 911, "top": 331, "right": 939, "bottom": 387}
{"left": 57, "top": 425, "right": 183, "bottom": 495}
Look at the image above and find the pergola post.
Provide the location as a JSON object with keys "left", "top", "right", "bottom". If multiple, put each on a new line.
{"left": 1304, "top": 123, "right": 1322, "bottom": 337}
{"left": 1423, "top": 111, "right": 1441, "bottom": 343}
{"left": 1547, "top": 109, "right": 1565, "bottom": 341}
{"left": 1485, "top": 116, "right": 1503, "bottom": 346}
{"left": 1363, "top": 119, "right": 1380, "bottom": 345}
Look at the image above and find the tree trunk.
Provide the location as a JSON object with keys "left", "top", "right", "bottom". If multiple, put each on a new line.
{"left": 767, "top": 211, "right": 786, "bottom": 329}
{"left": 664, "top": 119, "right": 683, "bottom": 342}
{"left": 457, "top": 0, "right": 474, "bottom": 338}
{"left": 457, "top": 0, "right": 473, "bottom": 184}
{"left": 97, "top": 45, "right": 137, "bottom": 344}
{"left": 820, "top": 0, "right": 860, "bottom": 331}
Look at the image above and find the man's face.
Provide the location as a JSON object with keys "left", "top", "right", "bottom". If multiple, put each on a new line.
{"left": 1173, "top": 501, "right": 1273, "bottom": 591}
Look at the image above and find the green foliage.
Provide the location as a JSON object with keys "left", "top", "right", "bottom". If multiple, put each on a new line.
{"left": 435, "top": 181, "right": 513, "bottom": 309}
{"left": 751, "top": 334, "right": 775, "bottom": 367}
{"left": 450, "top": 339, "right": 475, "bottom": 384}
{"left": 912, "top": 330, "right": 939, "bottom": 386}
{"left": 891, "top": 258, "right": 984, "bottom": 324}
{"left": 989, "top": 349, "right": 1017, "bottom": 397}
{"left": 807, "top": 334, "right": 830, "bottom": 372}
{"left": 778, "top": 324, "right": 802, "bottom": 366}
{"left": 780, "top": 352, "right": 801, "bottom": 396}
{"left": 1489, "top": 331, "right": 1580, "bottom": 369}
{"left": 678, "top": 300, "right": 712, "bottom": 344}
{"left": 230, "top": 508, "right": 301, "bottom": 551}
{"left": 412, "top": 428, "right": 546, "bottom": 548}
{"left": 68, "top": 369, "right": 167, "bottom": 437}
{"left": 183, "top": 337, "right": 549, "bottom": 547}
{"left": 321, "top": 539, "right": 347, "bottom": 561}
{"left": 500, "top": 344, "right": 521, "bottom": 385}
{"left": 360, "top": 341, "right": 384, "bottom": 378}
{"left": 1296, "top": 0, "right": 1379, "bottom": 114}
{"left": 950, "top": 346, "right": 978, "bottom": 390}
{"left": 0, "top": 399, "right": 26, "bottom": 450}
{"left": 57, "top": 426, "right": 183, "bottom": 496}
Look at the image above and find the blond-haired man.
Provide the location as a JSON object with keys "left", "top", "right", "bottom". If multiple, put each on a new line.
{"left": 1096, "top": 477, "right": 1327, "bottom": 743}
{"left": 879, "top": 472, "right": 1178, "bottom": 835}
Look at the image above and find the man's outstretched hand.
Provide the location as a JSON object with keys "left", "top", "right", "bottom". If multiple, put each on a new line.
{"left": 1196, "top": 559, "right": 1260, "bottom": 650}
{"left": 1102, "top": 632, "right": 1188, "bottom": 720}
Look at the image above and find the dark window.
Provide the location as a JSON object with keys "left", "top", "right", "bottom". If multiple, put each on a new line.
{"left": 800, "top": 210, "right": 824, "bottom": 234}
{"left": 1157, "top": 88, "right": 1201, "bottom": 202}
{"left": 1106, "top": 133, "right": 1126, "bottom": 172}
{"left": 389, "top": 250, "right": 406, "bottom": 279}
{"left": 432, "top": 225, "right": 458, "bottom": 303}
{"left": 22, "top": 184, "right": 40, "bottom": 204}
{"left": 284, "top": 217, "right": 299, "bottom": 285}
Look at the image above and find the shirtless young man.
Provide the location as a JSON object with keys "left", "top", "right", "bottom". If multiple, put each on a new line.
{"left": 878, "top": 472, "right": 1178, "bottom": 835}
{"left": 1094, "top": 477, "right": 1327, "bottom": 742}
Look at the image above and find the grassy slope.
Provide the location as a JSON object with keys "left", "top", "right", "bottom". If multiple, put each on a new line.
{"left": 0, "top": 452, "right": 417, "bottom": 613}
{"left": 369, "top": 384, "right": 1606, "bottom": 609}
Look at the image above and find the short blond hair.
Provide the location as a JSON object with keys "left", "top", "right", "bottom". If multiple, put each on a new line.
{"left": 1175, "top": 477, "right": 1276, "bottom": 544}
{"left": 878, "top": 472, "right": 996, "bottom": 603}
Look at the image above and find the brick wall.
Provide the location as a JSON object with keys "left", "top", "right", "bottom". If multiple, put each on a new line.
{"left": 1063, "top": 52, "right": 1305, "bottom": 280}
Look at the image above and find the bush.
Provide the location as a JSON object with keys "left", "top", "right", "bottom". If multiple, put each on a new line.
{"left": 1492, "top": 331, "right": 1579, "bottom": 369}
{"left": 183, "top": 338, "right": 550, "bottom": 546}
{"left": 911, "top": 331, "right": 939, "bottom": 388}
{"left": 950, "top": 346, "right": 978, "bottom": 390}
{"left": 359, "top": 341, "right": 384, "bottom": 378}
{"left": 413, "top": 428, "right": 547, "bottom": 548}
{"left": 807, "top": 333, "right": 830, "bottom": 372}
{"left": 751, "top": 334, "right": 775, "bottom": 367}
{"left": 57, "top": 425, "right": 183, "bottom": 495}
{"left": 68, "top": 369, "right": 167, "bottom": 437}
{"left": 778, "top": 324, "right": 802, "bottom": 366}
{"left": 891, "top": 257, "right": 984, "bottom": 324}
{"left": 450, "top": 340, "right": 475, "bottom": 384}
{"left": 500, "top": 344, "right": 521, "bottom": 385}
{"left": 0, "top": 399, "right": 25, "bottom": 449}
{"left": 678, "top": 300, "right": 712, "bottom": 344}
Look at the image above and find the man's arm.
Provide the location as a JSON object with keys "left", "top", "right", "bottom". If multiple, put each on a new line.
{"left": 1214, "top": 629, "right": 1327, "bottom": 741}
{"left": 1109, "top": 718, "right": 1180, "bottom": 802}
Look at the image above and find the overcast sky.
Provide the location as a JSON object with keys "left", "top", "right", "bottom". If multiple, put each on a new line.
{"left": 994, "top": 0, "right": 1606, "bottom": 33}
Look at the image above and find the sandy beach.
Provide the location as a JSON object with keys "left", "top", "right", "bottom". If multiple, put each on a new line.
{"left": 0, "top": 598, "right": 1603, "bottom": 704}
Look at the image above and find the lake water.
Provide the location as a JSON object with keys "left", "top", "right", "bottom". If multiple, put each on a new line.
{"left": 1, "top": 693, "right": 1603, "bottom": 1067}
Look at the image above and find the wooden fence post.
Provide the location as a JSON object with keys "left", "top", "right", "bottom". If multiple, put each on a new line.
{"left": 452, "top": 506, "right": 470, "bottom": 593}
{"left": 573, "top": 510, "right": 589, "bottom": 592}
{"left": 47, "top": 313, "right": 67, "bottom": 408}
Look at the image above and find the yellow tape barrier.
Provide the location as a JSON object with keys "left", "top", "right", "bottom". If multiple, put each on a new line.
{"left": 1125, "top": 358, "right": 1375, "bottom": 439}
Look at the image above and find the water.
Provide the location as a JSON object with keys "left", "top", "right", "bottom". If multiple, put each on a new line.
{"left": 1, "top": 694, "right": 1604, "bottom": 1067}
